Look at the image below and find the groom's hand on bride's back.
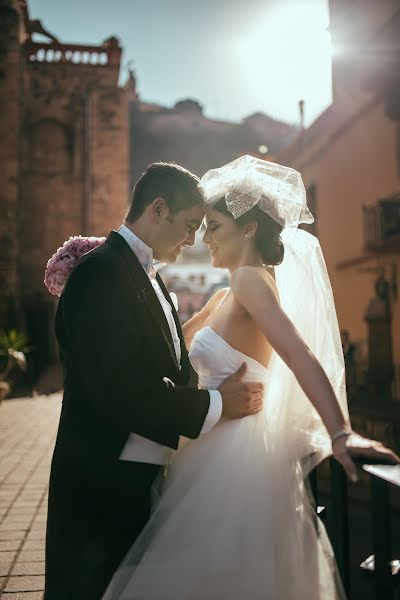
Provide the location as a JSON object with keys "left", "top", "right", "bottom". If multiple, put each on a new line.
{"left": 218, "top": 362, "right": 264, "bottom": 419}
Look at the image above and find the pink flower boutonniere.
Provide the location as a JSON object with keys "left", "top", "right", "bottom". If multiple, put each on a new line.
{"left": 44, "top": 236, "right": 106, "bottom": 297}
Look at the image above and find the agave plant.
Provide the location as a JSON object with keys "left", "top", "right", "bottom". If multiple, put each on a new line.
{"left": 0, "top": 330, "right": 31, "bottom": 402}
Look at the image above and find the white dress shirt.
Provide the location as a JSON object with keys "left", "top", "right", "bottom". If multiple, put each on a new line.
{"left": 118, "top": 225, "right": 222, "bottom": 465}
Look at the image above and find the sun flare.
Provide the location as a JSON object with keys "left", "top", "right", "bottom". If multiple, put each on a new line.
{"left": 234, "top": 1, "right": 332, "bottom": 126}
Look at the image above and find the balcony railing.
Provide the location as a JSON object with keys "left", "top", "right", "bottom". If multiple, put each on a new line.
{"left": 363, "top": 194, "right": 400, "bottom": 252}
{"left": 311, "top": 459, "right": 400, "bottom": 599}
{"left": 24, "top": 39, "right": 122, "bottom": 67}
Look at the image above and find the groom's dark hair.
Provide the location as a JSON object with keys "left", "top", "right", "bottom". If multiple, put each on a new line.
{"left": 125, "top": 162, "right": 203, "bottom": 223}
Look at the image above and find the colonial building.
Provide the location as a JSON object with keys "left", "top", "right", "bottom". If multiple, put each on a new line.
{"left": 278, "top": 0, "right": 400, "bottom": 403}
{"left": 128, "top": 90, "right": 298, "bottom": 186}
{"left": 0, "top": 0, "right": 130, "bottom": 370}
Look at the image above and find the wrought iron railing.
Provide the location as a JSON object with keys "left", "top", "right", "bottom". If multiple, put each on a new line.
{"left": 363, "top": 194, "right": 400, "bottom": 251}
{"left": 311, "top": 459, "right": 400, "bottom": 599}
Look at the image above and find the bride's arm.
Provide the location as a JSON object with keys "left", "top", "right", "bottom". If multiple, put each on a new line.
{"left": 182, "top": 287, "right": 229, "bottom": 348}
{"left": 231, "top": 266, "right": 399, "bottom": 478}
{"left": 231, "top": 267, "right": 347, "bottom": 437}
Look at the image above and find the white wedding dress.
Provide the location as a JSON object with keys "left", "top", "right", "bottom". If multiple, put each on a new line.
{"left": 102, "top": 325, "right": 345, "bottom": 600}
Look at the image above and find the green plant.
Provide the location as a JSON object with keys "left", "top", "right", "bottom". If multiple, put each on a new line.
{"left": 0, "top": 329, "right": 31, "bottom": 383}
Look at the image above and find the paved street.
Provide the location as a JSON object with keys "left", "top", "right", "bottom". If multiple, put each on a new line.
{"left": 0, "top": 394, "right": 61, "bottom": 599}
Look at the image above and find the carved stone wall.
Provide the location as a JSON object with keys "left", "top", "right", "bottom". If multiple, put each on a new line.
{"left": 19, "top": 59, "right": 129, "bottom": 366}
{"left": 0, "top": 1, "right": 22, "bottom": 329}
{"left": 129, "top": 101, "right": 298, "bottom": 186}
{"left": 88, "top": 87, "right": 129, "bottom": 236}
{"left": 0, "top": 2, "right": 129, "bottom": 370}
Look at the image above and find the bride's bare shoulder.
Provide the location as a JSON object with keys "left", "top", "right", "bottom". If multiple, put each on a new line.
{"left": 231, "top": 266, "right": 279, "bottom": 302}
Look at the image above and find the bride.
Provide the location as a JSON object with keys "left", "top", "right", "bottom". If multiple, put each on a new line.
{"left": 102, "top": 156, "right": 398, "bottom": 599}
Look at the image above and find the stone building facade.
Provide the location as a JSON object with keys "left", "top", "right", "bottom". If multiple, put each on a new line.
{"left": 0, "top": 1, "right": 22, "bottom": 337}
{"left": 0, "top": 0, "right": 130, "bottom": 369}
{"left": 129, "top": 92, "right": 298, "bottom": 187}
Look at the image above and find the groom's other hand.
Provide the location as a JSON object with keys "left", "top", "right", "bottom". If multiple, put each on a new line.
{"left": 219, "top": 362, "right": 264, "bottom": 419}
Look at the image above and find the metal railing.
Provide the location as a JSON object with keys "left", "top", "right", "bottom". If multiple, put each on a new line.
{"left": 311, "top": 460, "right": 400, "bottom": 599}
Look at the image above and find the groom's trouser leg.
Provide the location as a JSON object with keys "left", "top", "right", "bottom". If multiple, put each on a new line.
{"left": 108, "top": 461, "right": 162, "bottom": 568}
{"left": 44, "top": 462, "right": 161, "bottom": 600}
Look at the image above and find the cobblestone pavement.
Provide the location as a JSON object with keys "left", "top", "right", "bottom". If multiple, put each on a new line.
{"left": 0, "top": 394, "right": 61, "bottom": 600}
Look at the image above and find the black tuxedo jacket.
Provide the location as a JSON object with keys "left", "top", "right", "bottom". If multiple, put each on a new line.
{"left": 45, "top": 231, "right": 210, "bottom": 599}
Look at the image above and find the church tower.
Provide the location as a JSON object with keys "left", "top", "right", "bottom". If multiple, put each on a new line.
{"left": 0, "top": 0, "right": 130, "bottom": 372}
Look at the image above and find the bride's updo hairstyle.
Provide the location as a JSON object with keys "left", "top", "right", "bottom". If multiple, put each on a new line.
{"left": 213, "top": 197, "right": 285, "bottom": 266}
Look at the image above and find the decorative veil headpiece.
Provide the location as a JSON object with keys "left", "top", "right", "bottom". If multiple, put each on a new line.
{"left": 200, "top": 155, "right": 349, "bottom": 474}
{"left": 199, "top": 154, "right": 314, "bottom": 226}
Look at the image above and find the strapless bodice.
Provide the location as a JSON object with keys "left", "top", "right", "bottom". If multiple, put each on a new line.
{"left": 189, "top": 326, "right": 268, "bottom": 389}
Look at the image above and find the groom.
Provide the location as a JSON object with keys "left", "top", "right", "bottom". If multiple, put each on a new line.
{"left": 44, "top": 162, "right": 264, "bottom": 600}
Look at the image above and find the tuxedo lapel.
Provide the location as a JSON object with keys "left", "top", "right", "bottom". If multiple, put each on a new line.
{"left": 106, "top": 232, "right": 180, "bottom": 373}
{"left": 156, "top": 274, "right": 185, "bottom": 344}
{"left": 156, "top": 273, "right": 190, "bottom": 378}
{"left": 139, "top": 284, "right": 180, "bottom": 372}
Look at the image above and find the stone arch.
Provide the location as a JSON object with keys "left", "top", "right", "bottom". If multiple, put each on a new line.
{"left": 29, "top": 118, "right": 73, "bottom": 174}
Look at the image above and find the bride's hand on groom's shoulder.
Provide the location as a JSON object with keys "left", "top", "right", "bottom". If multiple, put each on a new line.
{"left": 218, "top": 363, "right": 264, "bottom": 420}
{"left": 332, "top": 432, "right": 400, "bottom": 483}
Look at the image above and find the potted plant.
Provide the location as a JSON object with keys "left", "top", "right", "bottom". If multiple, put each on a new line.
{"left": 0, "top": 330, "right": 31, "bottom": 405}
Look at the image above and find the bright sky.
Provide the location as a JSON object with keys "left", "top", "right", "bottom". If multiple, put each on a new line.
{"left": 29, "top": 0, "right": 332, "bottom": 127}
